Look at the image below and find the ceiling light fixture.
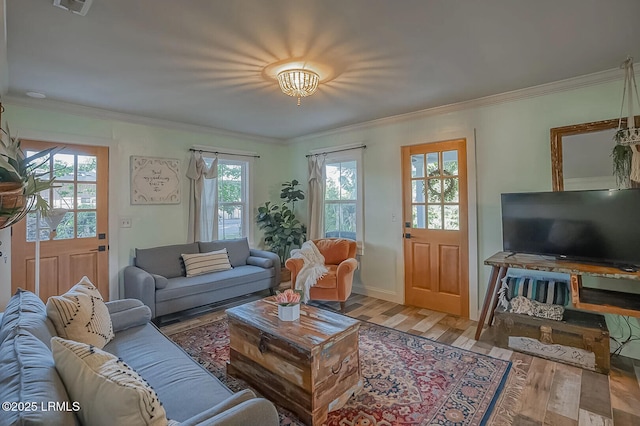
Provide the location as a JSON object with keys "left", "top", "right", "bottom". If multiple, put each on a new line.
{"left": 276, "top": 69, "right": 319, "bottom": 106}
{"left": 26, "top": 92, "right": 46, "bottom": 99}
{"left": 52, "top": 0, "right": 94, "bottom": 16}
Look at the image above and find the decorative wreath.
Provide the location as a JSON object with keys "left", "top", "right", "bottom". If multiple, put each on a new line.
{"left": 423, "top": 169, "right": 457, "bottom": 202}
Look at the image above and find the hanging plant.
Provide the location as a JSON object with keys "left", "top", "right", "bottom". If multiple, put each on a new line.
{"left": 612, "top": 57, "right": 640, "bottom": 186}
{"left": 611, "top": 142, "right": 632, "bottom": 188}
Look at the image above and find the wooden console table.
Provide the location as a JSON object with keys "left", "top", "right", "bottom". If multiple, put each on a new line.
{"left": 475, "top": 251, "right": 640, "bottom": 340}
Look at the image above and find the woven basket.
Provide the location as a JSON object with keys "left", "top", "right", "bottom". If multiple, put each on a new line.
{"left": 0, "top": 183, "right": 34, "bottom": 229}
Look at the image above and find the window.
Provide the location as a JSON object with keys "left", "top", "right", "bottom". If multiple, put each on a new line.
{"left": 411, "top": 150, "right": 459, "bottom": 230}
{"left": 26, "top": 151, "right": 98, "bottom": 242}
{"left": 203, "top": 157, "right": 250, "bottom": 241}
{"left": 322, "top": 150, "right": 363, "bottom": 251}
{"left": 325, "top": 160, "right": 357, "bottom": 240}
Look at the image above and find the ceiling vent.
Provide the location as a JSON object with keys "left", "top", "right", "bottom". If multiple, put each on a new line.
{"left": 52, "top": 0, "right": 94, "bottom": 16}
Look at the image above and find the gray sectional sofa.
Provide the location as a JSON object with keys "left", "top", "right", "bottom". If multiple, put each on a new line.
{"left": 0, "top": 289, "right": 279, "bottom": 425}
{"left": 124, "top": 238, "right": 280, "bottom": 319}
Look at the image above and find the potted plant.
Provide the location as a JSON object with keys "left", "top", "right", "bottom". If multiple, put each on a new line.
{"left": 256, "top": 180, "right": 307, "bottom": 281}
{"left": 611, "top": 138, "right": 633, "bottom": 188}
{"left": 0, "top": 124, "right": 57, "bottom": 228}
{"left": 275, "top": 289, "right": 302, "bottom": 321}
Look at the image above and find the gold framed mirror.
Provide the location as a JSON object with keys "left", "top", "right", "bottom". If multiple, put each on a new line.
{"left": 550, "top": 117, "right": 638, "bottom": 191}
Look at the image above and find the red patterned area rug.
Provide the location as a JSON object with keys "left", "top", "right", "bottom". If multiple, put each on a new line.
{"left": 168, "top": 318, "right": 510, "bottom": 426}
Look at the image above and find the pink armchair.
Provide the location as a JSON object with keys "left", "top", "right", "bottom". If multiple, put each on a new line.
{"left": 285, "top": 238, "right": 358, "bottom": 312}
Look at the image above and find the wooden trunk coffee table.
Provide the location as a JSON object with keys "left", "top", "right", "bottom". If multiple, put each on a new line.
{"left": 226, "top": 298, "right": 362, "bottom": 425}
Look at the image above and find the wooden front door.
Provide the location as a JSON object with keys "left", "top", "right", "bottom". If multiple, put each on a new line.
{"left": 402, "top": 139, "right": 469, "bottom": 316}
{"left": 12, "top": 141, "right": 109, "bottom": 301}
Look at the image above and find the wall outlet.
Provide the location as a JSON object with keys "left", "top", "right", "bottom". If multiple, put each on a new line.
{"left": 120, "top": 217, "right": 132, "bottom": 228}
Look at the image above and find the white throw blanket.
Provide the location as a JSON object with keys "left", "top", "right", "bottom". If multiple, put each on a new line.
{"left": 290, "top": 241, "right": 328, "bottom": 303}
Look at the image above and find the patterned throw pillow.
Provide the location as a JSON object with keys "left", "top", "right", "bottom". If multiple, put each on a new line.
{"left": 51, "top": 337, "right": 170, "bottom": 426}
{"left": 498, "top": 275, "right": 570, "bottom": 310}
{"left": 46, "top": 276, "right": 114, "bottom": 349}
{"left": 182, "top": 249, "right": 232, "bottom": 277}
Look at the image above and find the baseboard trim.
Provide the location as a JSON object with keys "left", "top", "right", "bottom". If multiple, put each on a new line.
{"left": 352, "top": 285, "right": 402, "bottom": 304}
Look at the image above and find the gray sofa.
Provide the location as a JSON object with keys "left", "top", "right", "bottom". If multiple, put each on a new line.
{"left": 0, "top": 289, "right": 279, "bottom": 425}
{"left": 124, "top": 238, "right": 280, "bottom": 319}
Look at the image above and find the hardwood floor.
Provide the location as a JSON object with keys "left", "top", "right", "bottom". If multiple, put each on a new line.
{"left": 161, "top": 292, "right": 640, "bottom": 426}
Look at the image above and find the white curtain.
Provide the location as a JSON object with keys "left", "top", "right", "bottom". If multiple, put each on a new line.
{"left": 186, "top": 152, "right": 217, "bottom": 242}
{"left": 307, "top": 155, "right": 325, "bottom": 240}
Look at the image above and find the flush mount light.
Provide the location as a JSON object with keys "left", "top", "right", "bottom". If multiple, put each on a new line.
{"left": 26, "top": 92, "right": 46, "bottom": 99}
{"left": 276, "top": 69, "right": 320, "bottom": 106}
{"left": 52, "top": 0, "right": 94, "bottom": 16}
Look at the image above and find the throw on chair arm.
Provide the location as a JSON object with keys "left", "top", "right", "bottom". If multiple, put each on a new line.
{"left": 285, "top": 258, "right": 304, "bottom": 288}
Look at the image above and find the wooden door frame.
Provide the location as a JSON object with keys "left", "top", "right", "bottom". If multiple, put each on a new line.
{"left": 6, "top": 128, "right": 118, "bottom": 301}
{"left": 401, "top": 135, "right": 479, "bottom": 320}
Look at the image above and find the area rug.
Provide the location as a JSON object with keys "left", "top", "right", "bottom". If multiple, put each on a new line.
{"left": 167, "top": 318, "right": 511, "bottom": 426}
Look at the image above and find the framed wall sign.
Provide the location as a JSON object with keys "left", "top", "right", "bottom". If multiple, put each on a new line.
{"left": 130, "top": 156, "right": 181, "bottom": 204}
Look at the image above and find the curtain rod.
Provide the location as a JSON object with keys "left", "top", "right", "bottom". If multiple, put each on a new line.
{"left": 189, "top": 148, "right": 260, "bottom": 159}
{"left": 305, "top": 145, "right": 367, "bottom": 158}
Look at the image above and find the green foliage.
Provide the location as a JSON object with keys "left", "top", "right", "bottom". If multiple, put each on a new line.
{"left": 256, "top": 180, "right": 307, "bottom": 263}
{"left": 611, "top": 140, "right": 632, "bottom": 188}
{"left": 218, "top": 163, "right": 242, "bottom": 217}
{"left": 0, "top": 125, "right": 58, "bottom": 218}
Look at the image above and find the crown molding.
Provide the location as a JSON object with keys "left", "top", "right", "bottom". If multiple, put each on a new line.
{"left": 288, "top": 65, "right": 638, "bottom": 144}
{"left": 3, "top": 95, "right": 285, "bottom": 145}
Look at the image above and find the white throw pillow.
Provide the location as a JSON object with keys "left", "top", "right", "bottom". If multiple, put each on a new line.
{"left": 182, "top": 249, "right": 232, "bottom": 277}
{"left": 46, "top": 276, "right": 114, "bottom": 348}
{"left": 51, "top": 337, "right": 169, "bottom": 426}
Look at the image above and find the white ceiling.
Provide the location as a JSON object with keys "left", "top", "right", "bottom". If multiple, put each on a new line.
{"left": 4, "top": 0, "right": 640, "bottom": 141}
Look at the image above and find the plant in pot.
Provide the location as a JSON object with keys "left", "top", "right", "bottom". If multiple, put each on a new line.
{"left": 0, "top": 125, "right": 57, "bottom": 228}
{"left": 256, "top": 180, "right": 307, "bottom": 282}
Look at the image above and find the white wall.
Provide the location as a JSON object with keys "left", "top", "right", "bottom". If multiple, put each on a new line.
{"left": 4, "top": 75, "right": 640, "bottom": 359}
{"left": 288, "top": 77, "right": 640, "bottom": 357}
{"left": 0, "top": 103, "right": 291, "bottom": 309}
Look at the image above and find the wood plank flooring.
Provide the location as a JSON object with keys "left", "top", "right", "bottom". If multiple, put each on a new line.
{"left": 161, "top": 291, "right": 640, "bottom": 425}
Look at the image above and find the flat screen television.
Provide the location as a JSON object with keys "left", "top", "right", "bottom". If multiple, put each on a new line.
{"left": 501, "top": 189, "right": 640, "bottom": 268}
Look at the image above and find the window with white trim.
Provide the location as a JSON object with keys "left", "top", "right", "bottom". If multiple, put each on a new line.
{"left": 203, "top": 157, "right": 251, "bottom": 240}
{"left": 323, "top": 151, "right": 363, "bottom": 250}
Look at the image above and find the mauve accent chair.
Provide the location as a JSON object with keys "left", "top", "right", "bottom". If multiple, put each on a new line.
{"left": 285, "top": 238, "right": 358, "bottom": 312}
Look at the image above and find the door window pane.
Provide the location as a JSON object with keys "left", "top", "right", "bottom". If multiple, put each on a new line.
{"left": 426, "top": 153, "right": 439, "bottom": 176}
{"left": 443, "top": 150, "right": 458, "bottom": 175}
{"left": 411, "top": 154, "right": 425, "bottom": 177}
{"left": 53, "top": 184, "right": 75, "bottom": 209}
{"left": 26, "top": 150, "right": 52, "bottom": 180}
{"left": 443, "top": 178, "right": 459, "bottom": 203}
{"left": 427, "top": 179, "right": 441, "bottom": 203}
{"left": 412, "top": 180, "right": 425, "bottom": 203}
{"left": 77, "top": 155, "right": 97, "bottom": 182}
{"left": 428, "top": 205, "right": 442, "bottom": 230}
{"left": 412, "top": 205, "right": 426, "bottom": 229}
{"left": 77, "top": 184, "right": 96, "bottom": 209}
{"left": 53, "top": 153, "right": 75, "bottom": 180}
{"left": 53, "top": 212, "right": 74, "bottom": 240}
{"left": 444, "top": 206, "right": 460, "bottom": 230}
{"left": 77, "top": 212, "right": 97, "bottom": 238}
{"left": 26, "top": 213, "right": 50, "bottom": 242}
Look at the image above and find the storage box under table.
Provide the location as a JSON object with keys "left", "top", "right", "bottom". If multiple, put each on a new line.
{"left": 493, "top": 306, "right": 610, "bottom": 374}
